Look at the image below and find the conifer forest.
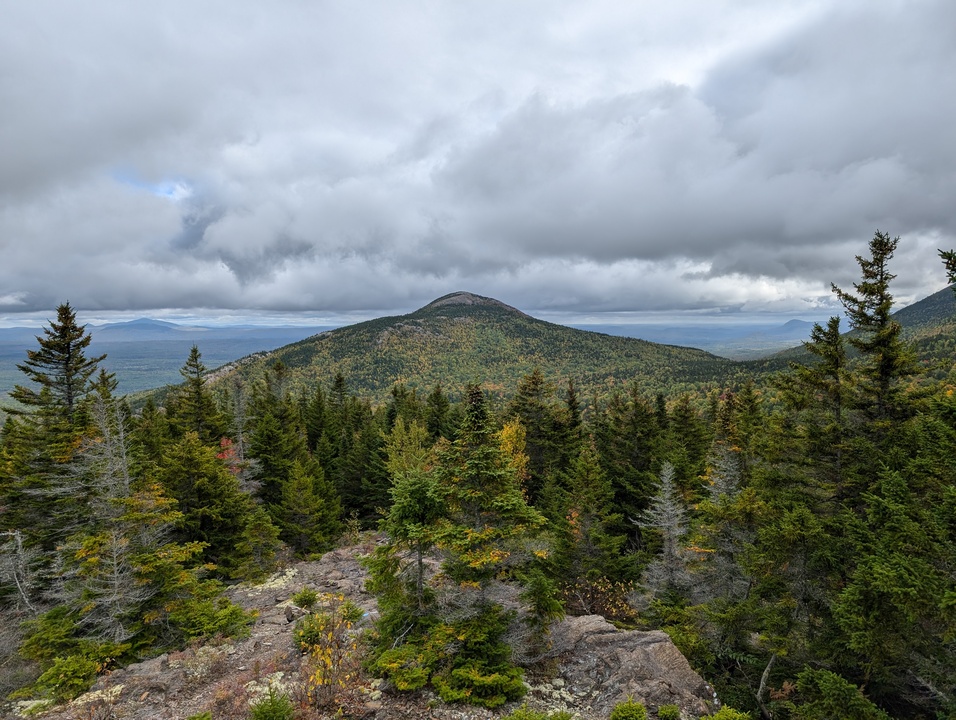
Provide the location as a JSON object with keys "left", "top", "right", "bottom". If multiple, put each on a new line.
{"left": 1, "top": 234, "right": 955, "bottom": 719}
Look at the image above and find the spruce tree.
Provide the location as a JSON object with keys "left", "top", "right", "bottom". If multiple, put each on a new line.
{"left": 2, "top": 304, "right": 105, "bottom": 574}
{"left": 506, "top": 368, "right": 565, "bottom": 505}
{"left": 637, "top": 462, "right": 691, "bottom": 598}
{"left": 158, "top": 432, "right": 265, "bottom": 578}
{"left": 165, "top": 346, "right": 225, "bottom": 444}
{"left": 10, "top": 302, "right": 105, "bottom": 426}
{"left": 549, "top": 442, "right": 629, "bottom": 613}
{"left": 425, "top": 383, "right": 452, "bottom": 441}
{"left": 275, "top": 459, "right": 341, "bottom": 556}
{"left": 831, "top": 230, "right": 916, "bottom": 423}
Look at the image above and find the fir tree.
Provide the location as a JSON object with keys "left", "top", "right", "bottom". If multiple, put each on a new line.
{"left": 941, "top": 248, "right": 956, "bottom": 287}
{"left": 506, "top": 368, "right": 565, "bottom": 505}
{"left": 592, "top": 385, "right": 662, "bottom": 547}
{"left": 381, "top": 418, "right": 443, "bottom": 608}
{"left": 547, "top": 442, "right": 629, "bottom": 616}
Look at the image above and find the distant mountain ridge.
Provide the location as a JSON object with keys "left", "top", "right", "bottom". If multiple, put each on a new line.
{"left": 0, "top": 319, "right": 332, "bottom": 398}
{"left": 764, "top": 284, "right": 956, "bottom": 368}
{"left": 573, "top": 318, "right": 818, "bottom": 360}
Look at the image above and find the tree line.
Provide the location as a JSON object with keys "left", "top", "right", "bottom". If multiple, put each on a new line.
{"left": 0, "top": 232, "right": 954, "bottom": 717}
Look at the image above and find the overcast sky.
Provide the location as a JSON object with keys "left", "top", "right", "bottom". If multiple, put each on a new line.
{"left": 2, "top": 0, "right": 954, "bottom": 327}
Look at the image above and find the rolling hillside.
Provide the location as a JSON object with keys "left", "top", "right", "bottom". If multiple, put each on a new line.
{"left": 898, "top": 284, "right": 956, "bottom": 375}
{"left": 212, "top": 291, "right": 744, "bottom": 402}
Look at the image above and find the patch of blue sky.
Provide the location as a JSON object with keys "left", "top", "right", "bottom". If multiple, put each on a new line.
{"left": 111, "top": 169, "right": 193, "bottom": 201}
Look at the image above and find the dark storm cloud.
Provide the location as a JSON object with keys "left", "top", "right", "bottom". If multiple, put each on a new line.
{"left": 0, "top": 0, "right": 953, "bottom": 320}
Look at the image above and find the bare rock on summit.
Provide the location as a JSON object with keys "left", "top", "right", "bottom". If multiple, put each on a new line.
{"left": 423, "top": 291, "right": 531, "bottom": 317}
{"left": 15, "top": 544, "right": 718, "bottom": 720}
{"left": 544, "top": 614, "right": 715, "bottom": 718}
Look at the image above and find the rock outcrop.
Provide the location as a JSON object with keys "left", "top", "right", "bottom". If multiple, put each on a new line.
{"left": 542, "top": 615, "right": 714, "bottom": 718}
{"left": 9, "top": 542, "right": 717, "bottom": 720}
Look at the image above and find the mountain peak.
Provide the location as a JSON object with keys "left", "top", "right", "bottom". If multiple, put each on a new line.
{"left": 421, "top": 292, "right": 530, "bottom": 317}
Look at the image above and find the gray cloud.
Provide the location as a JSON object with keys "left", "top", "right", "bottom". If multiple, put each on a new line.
{"left": 0, "top": 0, "right": 953, "bottom": 322}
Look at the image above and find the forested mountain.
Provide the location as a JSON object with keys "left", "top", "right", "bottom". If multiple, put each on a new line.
{"left": 209, "top": 286, "right": 955, "bottom": 405}
{"left": 1, "top": 238, "right": 954, "bottom": 718}
{"left": 896, "top": 285, "right": 956, "bottom": 375}
{"left": 210, "top": 291, "right": 742, "bottom": 404}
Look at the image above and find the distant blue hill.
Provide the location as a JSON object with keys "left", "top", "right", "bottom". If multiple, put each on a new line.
{"left": 568, "top": 319, "right": 817, "bottom": 359}
{"left": 1, "top": 320, "right": 333, "bottom": 398}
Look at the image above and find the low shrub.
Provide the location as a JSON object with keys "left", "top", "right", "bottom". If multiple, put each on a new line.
{"left": 501, "top": 704, "right": 574, "bottom": 720}
{"left": 291, "top": 587, "right": 319, "bottom": 610}
{"left": 295, "top": 594, "right": 362, "bottom": 709}
{"left": 166, "top": 593, "right": 252, "bottom": 642}
{"left": 708, "top": 708, "right": 751, "bottom": 720}
{"left": 610, "top": 697, "right": 648, "bottom": 720}
{"left": 657, "top": 704, "right": 681, "bottom": 720}
{"left": 431, "top": 660, "right": 526, "bottom": 709}
{"left": 29, "top": 654, "right": 100, "bottom": 703}
{"left": 249, "top": 686, "right": 295, "bottom": 720}
{"left": 373, "top": 643, "right": 433, "bottom": 691}
{"left": 12, "top": 634, "right": 129, "bottom": 703}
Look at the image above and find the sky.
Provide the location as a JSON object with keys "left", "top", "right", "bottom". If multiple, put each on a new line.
{"left": 2, "top": 0, "right": 955, "bottom": 328}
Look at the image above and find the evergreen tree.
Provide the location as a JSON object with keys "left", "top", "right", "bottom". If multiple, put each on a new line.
{"left": 369, "top": 385, "right": 552, "bottom": 708}
{"left": 561, "top": 379, "right": 584, "bottom": 455}
{"left": 381, "top": 418, "right": 443, "bottom": 608}
{"left": 425, "top": 383, "right": 453, "bottom": 442}
{"left": 132, "top": 397, "right": 171, "bottom": 469}
{"left": 165, "top": 346, "right": 225, "bottom": 444}
{"left": 547, "top": 442, "right": 629, "bottom": 615}
{"left": 638, "top": 462, "right": 692, "bottom": 598}
{"left": 385, "top": 383, "right": 424, "bottom": 429}
{"left": 437, "top": 384, "right": 546, "bottom": 585}
{"left": 1, "top": 305, "right": 105, "bottom": 579}
{"left": 248, "top": 410, "right": 303, "bottom": 508}
{"left": 941, "top": 248, "right": 956, "bottom": 286}
{"left": 665, "top": 393, "right": 711, "bottom": 497}
{"left": 592, "top": 385, "right": 663, "bottom": 547}
{"left": 10, "top": 302, "right": 105, "bottom": 427}
{"left": 275, "top": 459, "right": 341, "bottom": 556}
{"left": 832, "top": 230, "right": 916, "bottom": 423}
{"left": 303, "top": 385, "right": 328, "bottom": 454}
{"left": 158, "top": 432, "right": 266, "bottom": 578}
{"left": 506, "top": 368, "right": 565, "bottom": 505}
